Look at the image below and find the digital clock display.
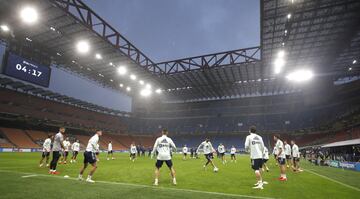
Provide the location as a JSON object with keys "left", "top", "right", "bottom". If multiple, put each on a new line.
{"left": 3, "top": 52, "right": 51, "bottom": 87}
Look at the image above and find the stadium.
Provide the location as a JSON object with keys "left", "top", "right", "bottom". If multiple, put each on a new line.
{"left": 0, "top": 0, "right": 359, "bottom": 198}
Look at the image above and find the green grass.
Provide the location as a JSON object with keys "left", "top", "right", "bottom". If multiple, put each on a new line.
{"left": 0, "top": 152, "right": 359, "bottom": 199}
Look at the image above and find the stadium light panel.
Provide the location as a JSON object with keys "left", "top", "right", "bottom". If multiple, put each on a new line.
{"left": 287, "top": 13, "right": 291, "bottom": 19}
{"left": 76, "top": 40, "right": 90, "bottom": 54}
{"left": 119, "top": 83, "right": 123, "bottom": 88}
{"left": 348, "top": 67, "right": 352, "bottom": 71}
{"left": 286, "top": 69, "right": 314, "bottom": 82}
{"left": 139, "top": 80, "right": 144, "bottom": 85}
{"left": 140, "top": 89, "right": 152, "bottom": 97}
{"left": 95, "top": 53, "right": 102, "bottom": 60}
{"left": 126, "top": 86, "right": 131, "bottom": 91}
{"left": 117, "top": 66, "right": 127, "bottom": 75}
{"left": 0, "top": 24, "right": 10, "bottom": 32}
{"left": 146, "top": 84, "right": 151, "bottom": 89}
{"left": 20, "top": 6, "right": 38, "bottom": 24}
{"left": 353, "top": 60, "right": 357, "bottom": 64}
{"left": 130, "top": 74, "right": 137, "bottom": 80}
{"left": 109, "top": 62, "right": 113, "bottom": 66}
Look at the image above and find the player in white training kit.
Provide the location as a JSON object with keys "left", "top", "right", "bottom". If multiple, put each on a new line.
{"left": 182, "top": 145, "right": 188, "bottom": 160}
{"left": 49, "top": 127, "right": 65, "bottom": 175}
{"left": 262, "top": 146, "right": 270, "bottom": 172}
{"left": 151, "top": 129, "right": 177, "bottom": 186}
{"left": 78, "top": 130, "right": 102, "bottom": 183}
{"left": 197, "top": 138, "right": 218, "bottom": 172}
{"left": 39, "top": 134, "right": 53, "bottom": 167}
{"left": 107, "top": 141, "right": 115, "bottom": 160}
{"left": 61, "top": 138, "right": 71, "bottom": 164}
{"left": 274, "top": 134, "right": 287, "bottom": 181}
{"left": 291, "top": 140, "right": 302, "bottom": 172}
{"left": 130, "top": 142, "right": 137, "bottom": 162}
{"left": 230, "top": 146, "right": 237, "bottom": 163}
{"left": 218, "top": 143, "right": 226, "bottom": 164}
{"left": 284, "top": 140, "right": 292, "bottom": 168}
{"left": 245, "top": 126, "right": 267, "bottom": 189}
{"left": 70, "top": 140, "right": 80, "bottom": 163}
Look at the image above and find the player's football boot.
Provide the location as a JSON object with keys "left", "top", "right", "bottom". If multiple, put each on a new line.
{"left": 252, "top": 184, "right": 263, "bottom": 189}
{"left": 279, "top": 177, "right": 287, "bottom": 181}
{"left": 86, "top": 178, "right": 95, "bottom": 183}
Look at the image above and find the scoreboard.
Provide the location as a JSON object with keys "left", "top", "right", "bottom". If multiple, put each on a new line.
{"left": 3, "top": 52, "right": 51, "bottom": 87}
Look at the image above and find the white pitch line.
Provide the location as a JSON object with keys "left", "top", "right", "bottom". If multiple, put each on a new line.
{"left": 21, "top": 174, "right": 38, "bottom": 178}
{"left": 0, "top": 170, "right": 275, "bottom": 199}
{"left": 95, "top": 179, "right": 275, "bottom": 199}
{"left": 0, "top": 166, "right": 29, "bottom": 169}
{"left": 304, "top": 169, "right": 360, "bottom": 192}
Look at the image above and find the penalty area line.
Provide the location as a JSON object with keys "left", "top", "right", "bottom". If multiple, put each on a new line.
{"left": 0, "top": 169, "right": 274, "bottom": 199}
{"left": 304, "top": 169, "right": 360, "bottom": 192}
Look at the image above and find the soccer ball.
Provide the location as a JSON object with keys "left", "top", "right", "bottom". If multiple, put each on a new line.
{"left": 213, "top": 168, "right": 219, "bottom": 172}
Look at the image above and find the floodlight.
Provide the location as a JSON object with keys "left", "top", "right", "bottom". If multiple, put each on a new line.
{"left": 76, "top": 40, "right": 90, "bottom": 54}
{"left": 274, "top": 58, "right": 285, "bottom": 74}
{"left": 139, "top": 80, "right": 144, "bottom": 85}
{"left": 130, "top": 74, "right": 136, "bottom": 80}
{"left": 146, "top": 84, "right": 151, "bottom": 89}
{"left": 353, "top": 60, "right": 357, "bottom": 64}
{"left": 20, "top": 6, "right": 38, "bottom": 24}
{"left": 126, "top": 87, "right": 131, "bottom": 91}
{"left": 277, "top": 50, "right": 285, "bottom": 58}
{"left": 117, "top": 66, "right": 127, "bottom": 75}
{"left": 286, "top": 69, "right": 314, "bottom": 82}
{"left": 155, "top": 89, "right": 162, "bottom": 94}
{"left": 140, "top": 89, "right": 152, "bottom": 97}
{"left": 287, "top": 13, "right": 292, "bottom": 19}
{"left": 95, "top": 53, "right": 102, "bottom": 60}
{"left": 0, "top": 25, "right": 10, "bottom": 32}
{"left": 119, "top": 84, "right": 124, "bottom": 88}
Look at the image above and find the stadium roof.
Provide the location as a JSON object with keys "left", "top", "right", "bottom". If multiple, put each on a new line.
{"left": 262, "top": 0, "right": 360, "bottom": 81}
{"left": 321, "top": 138, "right": 360, "bottom": 148}
{"left": 0, "top": 0, "right": 359, "bottom": 102}
{"left": 0, "top": 0, "right": 162, "bottom": 95}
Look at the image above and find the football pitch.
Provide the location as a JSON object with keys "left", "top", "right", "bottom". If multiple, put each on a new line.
{"left": 0, "top": 153, "right": 359, "bottom": 199}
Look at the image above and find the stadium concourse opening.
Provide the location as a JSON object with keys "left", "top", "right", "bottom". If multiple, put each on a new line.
{"left": 0, "top": 0, "right": 360, "bottom": 199}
